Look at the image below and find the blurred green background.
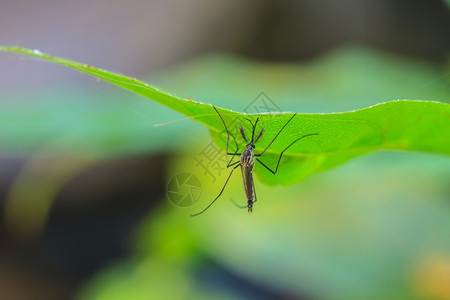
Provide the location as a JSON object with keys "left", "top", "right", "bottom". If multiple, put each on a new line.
{"left": 0, "top": 1, "right": 449, "bottom": 300}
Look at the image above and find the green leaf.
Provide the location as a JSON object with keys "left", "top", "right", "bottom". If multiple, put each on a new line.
{"left": 1, "top": 46, "right": 449, "bottom": 185}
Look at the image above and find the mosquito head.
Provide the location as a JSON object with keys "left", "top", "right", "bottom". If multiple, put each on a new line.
{"left": 246, "top": 142, "right": 255, "bottom": 150}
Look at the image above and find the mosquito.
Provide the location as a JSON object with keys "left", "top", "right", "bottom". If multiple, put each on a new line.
{"left": 190, "top": 106, "right": 318, "bottom": 216}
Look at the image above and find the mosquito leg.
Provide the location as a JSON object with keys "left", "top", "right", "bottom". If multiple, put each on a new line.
{"left": 255, "top": 158, "right": 276, "bottom": 175}
{"left": 255, "top": 113, "right": 297, "bottom": 157}
{"left": 214, "top": 106, "right": 241, "bottom": 156}
{"left": 251, "top": 118, "right": 259, "bottom": 142}
{"left": 252, "top": 176, "right": 257, "bottom": 203}
{"left": 230, "top": 198, "right": 247, "bottom": 209}
{"left": 256, "top": 133, "right": 319, "bottom": 174}
{"left": 190, "top": 163, "right": 241, "bottom": 216}
{"left": 243, "top": 117, "right": 259, "bottom": 142}
{"left": 227, "top": 155, "right": 237, "bottom": 167}
{"left": 226, "top": 136, "right": 240, "bottom": 167}
{"left": 243, "top": 118, "right": 254, "bottom": 129}
{"left": 227, "top": 160, "right": 241, "bottom": 168}
{"left": 228, "top": 174, "right": 256, "bottom": 210}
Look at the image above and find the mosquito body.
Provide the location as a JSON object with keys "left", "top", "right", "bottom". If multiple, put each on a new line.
{"left": 190, "top": 106, "right": 318, "bottom": 216}
{"left": 240, "top": 142, "right": 256, "bottom": 212}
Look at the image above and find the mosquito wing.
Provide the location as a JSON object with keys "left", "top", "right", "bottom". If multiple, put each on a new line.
{"left": 241, "top": 163, "right": 254, "bottom": 201}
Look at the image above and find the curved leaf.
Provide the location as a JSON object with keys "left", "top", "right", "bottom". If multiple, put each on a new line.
{"left": 1, "top": 46, "right": 448, "bottom": 185}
